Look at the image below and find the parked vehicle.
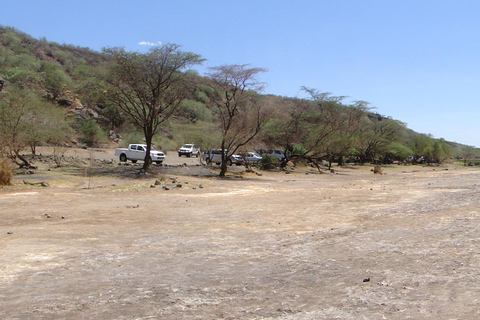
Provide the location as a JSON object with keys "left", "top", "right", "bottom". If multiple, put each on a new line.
{"left": 177, "top": 144, "right": 200, "bottom": 157}
{"left": 201, "top": 149, "right": 244, "bottom": 166}
{"left": 115, "top": 144, "right": 165, "bottom": 164}
{"left": 257, "top": 149, "right": 286, "bottom": 162}
{"left": 229, "top": 154, "right": 245, "bottom": 166}
{"left": 238, "top": 152, "right": 262, "bottom": 165}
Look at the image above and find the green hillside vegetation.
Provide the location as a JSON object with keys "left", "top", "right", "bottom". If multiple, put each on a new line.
{"left": 0, "top": 26, "right": 479, "bottom": 176}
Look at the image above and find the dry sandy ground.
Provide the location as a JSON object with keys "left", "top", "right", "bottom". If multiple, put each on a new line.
{"left": 1, "top": 156, "right": 480, "bottom": 319}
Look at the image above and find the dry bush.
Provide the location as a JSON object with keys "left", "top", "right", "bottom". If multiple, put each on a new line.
{"left": 0, "top": 157, "right": 13, "bottom": 185}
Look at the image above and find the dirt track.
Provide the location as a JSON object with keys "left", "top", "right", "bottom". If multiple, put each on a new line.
{"left": 1, "top": 157, "right": 480, "bottom": 319}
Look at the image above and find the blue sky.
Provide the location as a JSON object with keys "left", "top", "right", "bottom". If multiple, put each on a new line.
{"left": 2, "top": 0, "right": 479, "bottom": 147}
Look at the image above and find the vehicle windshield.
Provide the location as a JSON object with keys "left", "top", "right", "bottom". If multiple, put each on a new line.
{"left": 183, "top": 144, "right": 193, "bottom": 148}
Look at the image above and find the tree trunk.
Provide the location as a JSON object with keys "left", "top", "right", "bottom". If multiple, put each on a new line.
{"left": 15, "top": 152, "right": 31, "bottom": 168}
{"left": 143, "top": 128, "right": 153, "bottom": 171}
{"left": 30, "top": 143, "right": 37, "bottom": 156}
{"left": 219, "top": 148, "right": 227, "bottom": 177}
{"left": 219, "top": 161, "right": 228, "bottom": 177}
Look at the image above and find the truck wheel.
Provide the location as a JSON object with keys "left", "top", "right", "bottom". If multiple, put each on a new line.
{"left": 187, "top": 153, "right": 191, "bottom": 158}
{"left": 206, "top": 158, "right": 211, "bottom": 165}
{"left": 120, "top": 154, "right": 127, "bottom": 162}
{"left": 178, "top": 153, "right": 182, "bottom": 157}
{"left": 227, "top": 159, "right": 233, "bottom": 166}
{"left": 196, "top": 153, "right": 199, "bottom": 158}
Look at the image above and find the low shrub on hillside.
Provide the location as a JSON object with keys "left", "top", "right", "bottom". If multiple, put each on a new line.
{"left": 81, "top": 119, "right": 107, "bottom": 146}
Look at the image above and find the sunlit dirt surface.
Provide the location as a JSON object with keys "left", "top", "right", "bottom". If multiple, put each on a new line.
{"left": 2, "top": 162, "right": 480, "bottom": 319}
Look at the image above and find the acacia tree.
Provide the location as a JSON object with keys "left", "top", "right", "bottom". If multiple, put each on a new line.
{"left": 207, "top": 64, "right": 269, "bottom": 177}
{"left": 103, "top": 44, "right": 204, "bottom": 170}
{"left": 354, "top": 117, "right": 404, "bottom": 163}
{"left": 424, "top": 138, "right": 452, "bottom": 164}
{"left": 409, "top": 133, "right": 434, "bottom": 162}
{"left": 262, "top": 88, "right": 367, "bottom": 170}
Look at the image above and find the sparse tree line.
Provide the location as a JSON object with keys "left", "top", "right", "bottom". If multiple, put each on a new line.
{"left": 0, "top": 26, "right": 478, "bottom": 182}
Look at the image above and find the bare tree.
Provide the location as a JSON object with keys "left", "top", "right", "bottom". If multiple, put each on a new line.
{"left": 207, "top": 64, "right": 269, "bottom": 177}
{"left": 0, "top": 91, "right": 34, "bottom": 167}
{"left": 458, "top": 145, "right": 478, "bottom": 166}
{"left": 103, "top": 44, "right": 204, "bottom": 170}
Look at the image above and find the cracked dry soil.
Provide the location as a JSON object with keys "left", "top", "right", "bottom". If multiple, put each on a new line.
{"left": 1, "top": 165, "right": 480, "bottom": 319}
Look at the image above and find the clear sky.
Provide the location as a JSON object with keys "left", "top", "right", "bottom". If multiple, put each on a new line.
{"left": 1, "top": 0, "right": 479, "bottom": 147}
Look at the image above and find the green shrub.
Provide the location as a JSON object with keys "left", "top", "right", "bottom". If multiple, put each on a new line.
{"left": 81, "top": 119, "right": 105, "bottom": 146}
{"left": 179, "top": 99, "right": 212, "bottom": 123}
{"left": 0, "top": 157, "right": 12, "bottom": 185}
{"left": 291, "top": 144, "right": 307, "bottom": 156}
{"left": 194, "top": 90, "right": 209, "bottom": 103}
{"left": 260, "top": 155, "right": 278, "bottom": 170}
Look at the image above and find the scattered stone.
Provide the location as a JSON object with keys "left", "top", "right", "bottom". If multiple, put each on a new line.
{"left": 363, "top": 278, "right": 370, "bottom": 282}
{"left": 7, "top": 231, "right": 12, "bottom": 234}
{"left": 45, "top": 214, "right": 51, "bottom": 218}
{"left": 373, "top": 166, "right": 383, "bottom": 174}
{"left": 176, "top": 184, "right": 182, "bottom": 188}
{"left": 198, "top": 184, "right": 204, "bottom": 188}
{"left": 150, "top": 184, "right": 155, "bottom": 188}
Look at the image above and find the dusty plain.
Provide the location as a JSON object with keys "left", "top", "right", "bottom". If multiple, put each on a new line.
{"left": 1, "top": 149, "right": 480, "bottom": 319}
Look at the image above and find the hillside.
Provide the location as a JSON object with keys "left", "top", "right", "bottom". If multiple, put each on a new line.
{"left": 0, "top": 25, "right": 478, "bottom": 168}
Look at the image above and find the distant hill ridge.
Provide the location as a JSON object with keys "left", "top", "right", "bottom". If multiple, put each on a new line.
{"left": 0, "top": 25, "right": 478, "bottom": 163}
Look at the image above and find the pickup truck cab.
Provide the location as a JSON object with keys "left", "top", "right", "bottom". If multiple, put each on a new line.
{"left": 115, "top": 144, "right": 165, "bottom": 164}
{"left": 177, "top": 144, "right": 200, "bottom": 157}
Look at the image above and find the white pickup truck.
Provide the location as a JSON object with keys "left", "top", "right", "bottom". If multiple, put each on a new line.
{"left": 177, "top": 144, "right": 201, "bottom": 157}
{"left": 115, "top": 144, "right": 165, "bottom": 164}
